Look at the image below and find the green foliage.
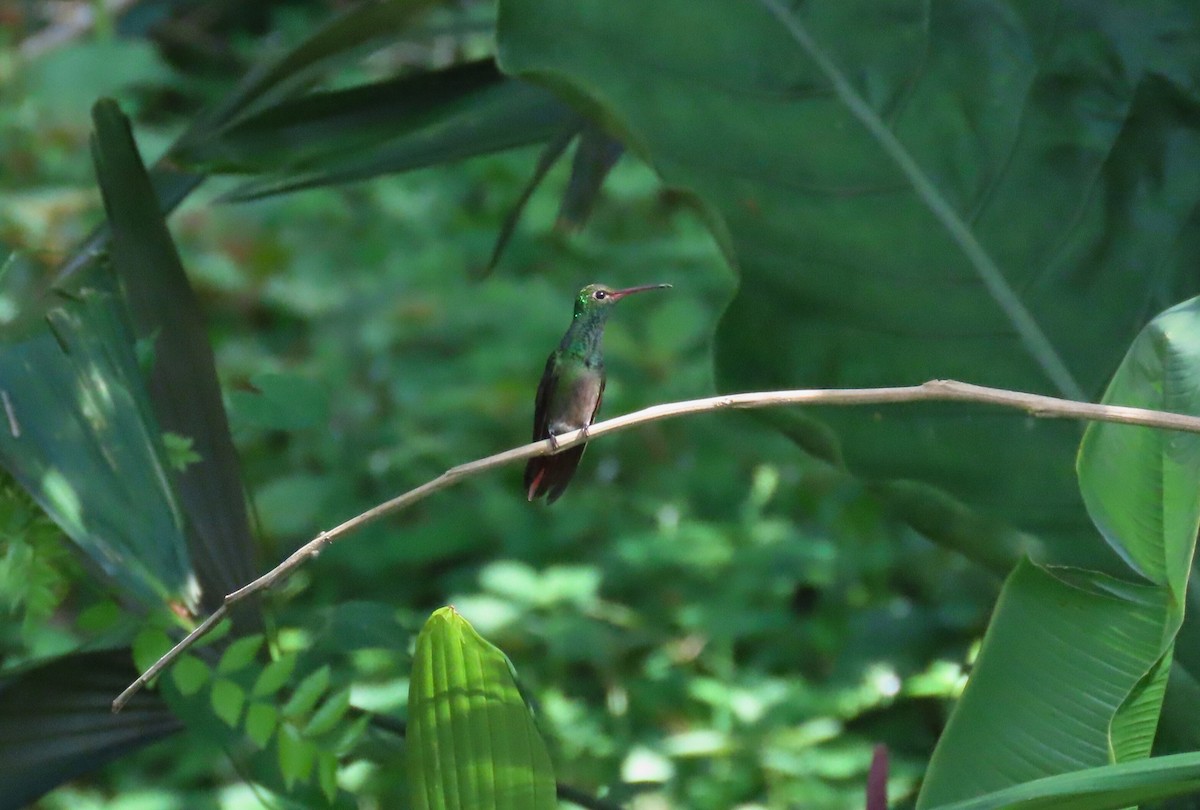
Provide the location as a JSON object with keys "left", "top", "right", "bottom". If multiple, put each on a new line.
{"left": 252, "top": 652, "right": 299, "bottom": 698}
{"left": 162, "top": 432, "right": 203, "bottom": 473}
{"left": 132, "top": 628, "right": 174, "bottom": 675}
{"left": 19, "top": 41, "right": 170, "bottom": 123}
{"left": 91, "top": 96, "right": 259, "bottom": 610}
{"left": 283, "top": 665, "right": 331, "bottom": 719}
{"left": 151, "top": 625, "right": 365, "bottom": 806}
{"left": 0, "top": 483, "right": 74, "bottom": 661}
{"left": 305, "top": 689, "right": 351, "bottom": 737}
{"left": 210, "top": 677, "right": 246, "bottom": 727}
{"left": 8, "top": 1, "right": 1200, "bottom": 809}
{"left": 218, "top": 634, "right": 266, "bottom": 674}
{"left": 170, "top": 654, "right": 211, "bottom": 696}
{"left": 245, "top": 701, "right": 279, "bottom": 749}
{"left": 277, "top": 722, "right": 317, "bottom": 788}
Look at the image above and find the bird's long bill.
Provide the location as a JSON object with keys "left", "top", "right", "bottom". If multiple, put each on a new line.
{"left": 607, "top": 283, "right": 672, "bottom": 301}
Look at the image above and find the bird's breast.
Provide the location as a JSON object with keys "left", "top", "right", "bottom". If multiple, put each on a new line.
{"left": 547, "top": 365, "right": 604, "bottom": 435}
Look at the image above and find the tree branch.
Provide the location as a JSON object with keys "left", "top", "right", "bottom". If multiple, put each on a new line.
{"left": 112, "top": 379, "right": 1200, "bottom": 712}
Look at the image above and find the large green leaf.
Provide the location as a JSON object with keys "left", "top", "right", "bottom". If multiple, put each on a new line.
{"left": 927, "top": 750, "right": 1200, "bottom": 810}
{"left": 0, "top": 648, "right": 179, "bottom": 810}
{"left": 92, "top": 100, "right": 256, "bottom": 612}
{"left": 495, "top": 0, "right": 1200, "bottom": 573}
{"left": 1072, "top": 295, "right": 1200, "bottom": 763}
{"left": 407, "top": 607, "right": 555, "bottom": 810}
{"left": 0, "top": 281, "right": 193, "bottom": 610}
{"left": 1078, "top": 296, "right": 1200, "bottom": 604}
{"left": 917, "top": 561, "right": 1170, "bottom": 807}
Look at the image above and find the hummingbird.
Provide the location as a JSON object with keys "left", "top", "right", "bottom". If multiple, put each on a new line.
{"left": 524, "top": 282, "right": 671, "bottom": 503}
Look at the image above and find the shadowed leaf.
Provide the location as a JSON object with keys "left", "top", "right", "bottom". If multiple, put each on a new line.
{"left": 182, "top": 60, "right": 522, "bottom": 172}
{"left": 177, "top": 0, "right": 441, "bottom": 151}
{"left": 92, "top": 99, "right": 256, "bottom": 612}
{"left": 0, "top": 281, "right": 193, "bottom": 609}
{"left": 218, "top": 73, "right": 577, "bottom": 202}
{"left": 484, "top": 124, "right": 579, "bottom": 275}
{"left": 556, "top": 123, "right": 624, "bottom": 233}
{"left": 0, "top": 648, "right": 180, "bottom": 810}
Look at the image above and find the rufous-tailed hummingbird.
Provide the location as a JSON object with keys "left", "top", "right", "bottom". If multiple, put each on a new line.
{"left": 524, "top": 282, "right": 671, "bottom": 503}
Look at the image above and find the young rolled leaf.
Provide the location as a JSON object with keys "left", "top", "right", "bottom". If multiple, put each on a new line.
{"left": 407, "top": 607, "right": 555, "bottom": 810}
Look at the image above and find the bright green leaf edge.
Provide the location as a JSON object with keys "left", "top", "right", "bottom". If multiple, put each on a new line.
{"left": 930, "top": 750, "right": 1200, "bottom": 810}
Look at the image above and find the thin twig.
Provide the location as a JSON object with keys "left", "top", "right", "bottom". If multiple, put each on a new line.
{"left": 112, "top": 379, "right": 1200, "bottom": 712}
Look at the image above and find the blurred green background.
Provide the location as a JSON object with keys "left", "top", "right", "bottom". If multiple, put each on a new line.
{"left": 0, "top": 1, "right": 1000, "bottom": 808}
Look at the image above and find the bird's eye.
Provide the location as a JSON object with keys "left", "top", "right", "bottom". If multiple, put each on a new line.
{"left": 593, "top": 290, "right": 607, "bottom": 300}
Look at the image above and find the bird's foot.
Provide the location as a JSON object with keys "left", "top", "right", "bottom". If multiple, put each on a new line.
{"left": 546, "top": 432, "right": 562, "bottom": 453}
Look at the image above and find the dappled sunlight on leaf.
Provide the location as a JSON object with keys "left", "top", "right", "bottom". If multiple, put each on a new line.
{"left": 0, "top": 285, "right": 194, "bottom": 611}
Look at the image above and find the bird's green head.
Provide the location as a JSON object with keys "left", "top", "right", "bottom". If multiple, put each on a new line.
{"left": 573, "top": 282, "right": 672, "bottom": 320}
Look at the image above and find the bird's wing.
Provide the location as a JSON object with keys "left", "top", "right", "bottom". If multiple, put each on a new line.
{"left": 530, "top": 352, "right": 558, "bottom": 441}
{"left": 589, "top": 375, "right": 606, "bottom": 426}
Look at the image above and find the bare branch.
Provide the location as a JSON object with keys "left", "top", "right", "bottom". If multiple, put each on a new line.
{"left": 112, "top": 379, "right": 1200, "bottom": 712}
